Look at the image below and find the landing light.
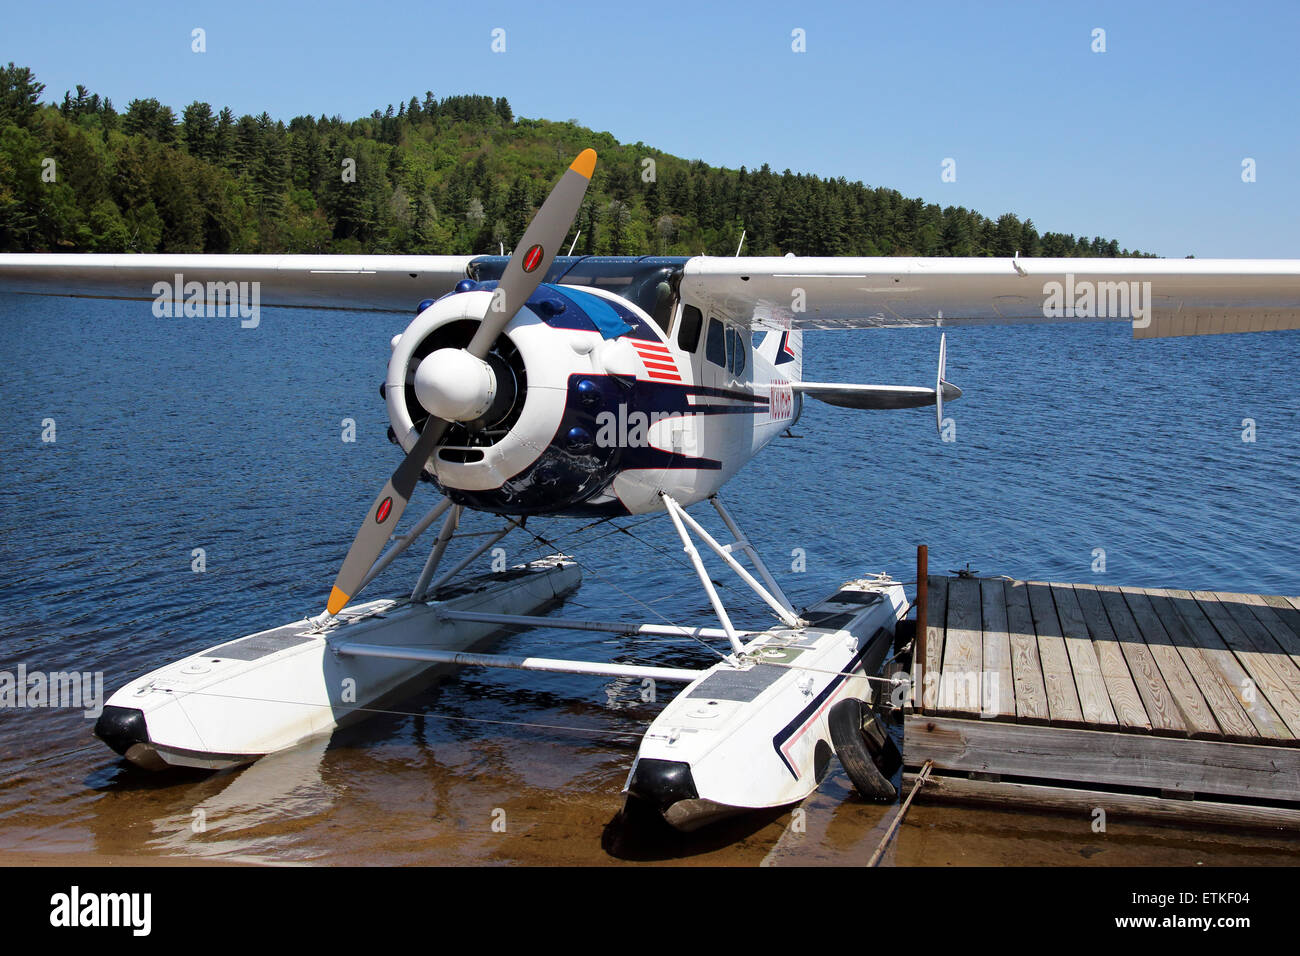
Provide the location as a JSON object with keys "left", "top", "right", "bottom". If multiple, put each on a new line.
{"left": 566, "top": 426, "right": 594, "bottom": 451}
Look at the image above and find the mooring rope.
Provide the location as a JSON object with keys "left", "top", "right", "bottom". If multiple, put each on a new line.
{"left": 867, "top": 759, "right": 933, "bottom": 867}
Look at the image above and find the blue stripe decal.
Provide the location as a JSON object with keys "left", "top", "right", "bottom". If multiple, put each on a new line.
{"left": 558, "top": 287, "right": 634, "bottom": 340}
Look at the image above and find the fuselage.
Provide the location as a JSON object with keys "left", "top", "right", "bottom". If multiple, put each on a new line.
{"left": 384, "top": 256, "right": 802, "bottom": 517}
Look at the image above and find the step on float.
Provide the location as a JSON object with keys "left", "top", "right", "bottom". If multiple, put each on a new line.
{"left": 94, "top": 556, "right": 580, "bottom": 770}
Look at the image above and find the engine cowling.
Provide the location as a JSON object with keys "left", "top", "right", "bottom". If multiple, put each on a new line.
{"left": 384, "top": 282, "right": 661, "bottom": 516}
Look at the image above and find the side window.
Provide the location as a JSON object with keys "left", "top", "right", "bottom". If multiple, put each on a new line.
{"left": 678, "top": 305, "right": 703, "bottom": 353}
{"left": 734, "top": 331, "right": 747, "bottom": 377}
{"left": 649, "top": 280, "right": 674, "bottom": 332}
{"left": 725, "top": 327, "right": 736, "bottom": 374}
{"left": 705, "top": 317, "right": 726, "bottom": 368}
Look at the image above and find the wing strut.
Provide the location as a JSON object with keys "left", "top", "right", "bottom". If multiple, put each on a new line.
{"left": 660, "top": 492, "right": 804, "bottom": 656}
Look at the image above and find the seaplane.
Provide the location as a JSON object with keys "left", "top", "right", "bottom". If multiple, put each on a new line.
{"left": 3, "top": 148, "right": 1299, "bottom": 831}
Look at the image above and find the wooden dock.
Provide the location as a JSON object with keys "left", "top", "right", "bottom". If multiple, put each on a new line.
{"left": 903, "top": 569, "right": 1300, "bottom": 829}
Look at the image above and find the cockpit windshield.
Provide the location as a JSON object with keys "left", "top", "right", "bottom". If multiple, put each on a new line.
{"left": 468, "top": 255, "right": 688, "bottom": 331}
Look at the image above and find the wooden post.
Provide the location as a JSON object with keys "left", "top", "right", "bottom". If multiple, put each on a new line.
{"left": 915, "top": 544, "right": 928, "bottom": 715}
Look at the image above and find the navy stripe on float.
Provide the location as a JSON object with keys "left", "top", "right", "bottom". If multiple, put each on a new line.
{"left": 769, "top": 628, "right": 887, "bottom": 779}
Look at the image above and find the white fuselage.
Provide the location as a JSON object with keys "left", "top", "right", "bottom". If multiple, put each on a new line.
{"left": 386, "top": 283, "right": 804, "bottom": 518}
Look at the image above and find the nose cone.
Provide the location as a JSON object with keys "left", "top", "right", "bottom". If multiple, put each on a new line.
{"left": 625, "top": 758, "right": 699, "bottom": 810}
{"left": 413, "top": 348, "right": 497, "bottom": 421}
{"left": 95, "top": 705, "right": 148, "bottom": 756}
{"left": 94, "top": 705, "right": 168, "bottom": 769}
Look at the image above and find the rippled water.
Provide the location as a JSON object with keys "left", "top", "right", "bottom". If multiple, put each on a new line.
{"left": 0, "top": 293, "right": 1296, "bottom": 865}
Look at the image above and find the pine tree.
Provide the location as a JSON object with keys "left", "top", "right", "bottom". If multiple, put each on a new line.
{"left": 122, "top": 98, "right": 177, "bottom": 143}
{"left": 0, "top": 63, "right": 44, "bottom": 125}
{"left": 181, "top": 102, "right": 217, "bottom": 161}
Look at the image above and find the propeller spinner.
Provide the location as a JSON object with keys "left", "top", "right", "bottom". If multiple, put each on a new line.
{"left": 412, "top": 348, "right": 497, "bottom": 422}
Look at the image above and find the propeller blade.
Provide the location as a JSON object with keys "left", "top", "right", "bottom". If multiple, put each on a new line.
{"left": 325, "top": 148, "right": 597, "bottom": 615}
{"left": 326, "top": 418, "right": 448, "bottom": 615}
{"left": 465, "top": 148, "right": 596, "bottom": 358}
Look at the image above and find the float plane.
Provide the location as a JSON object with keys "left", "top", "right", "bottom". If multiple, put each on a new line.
{"left": 3, "top": 148, "right": 1298, "bottom": 830}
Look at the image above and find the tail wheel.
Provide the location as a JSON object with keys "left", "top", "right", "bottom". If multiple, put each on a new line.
{"left": 827, "top": 697, "right": 900, "bottom": 802}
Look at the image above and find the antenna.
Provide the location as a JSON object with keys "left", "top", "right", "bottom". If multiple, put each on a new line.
{"left": 499, "top": 241, "right": 505, "bottom": 255}
{"left": 567, "top": 231, "right": 580, "bottom": 256}
{"left": 735, "top": 229, "right": 746, "bottom": 257}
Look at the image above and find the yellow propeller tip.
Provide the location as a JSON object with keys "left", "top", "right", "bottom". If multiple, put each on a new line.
{"left": 327, "top": 586, "right": 350, "bottom": 616}
{"left": 569, "top": 148, "right": 597, "bottom": 180}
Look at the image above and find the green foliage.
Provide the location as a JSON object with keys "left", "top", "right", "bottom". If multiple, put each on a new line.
{"left": 0, "top": 66, "right": 1155, "bottom": 258}
{"left": 0, "top": 63, "right": 44, "bottom": 127}
{"left": 121, "top": 98, "right": 177, "bottom": 144}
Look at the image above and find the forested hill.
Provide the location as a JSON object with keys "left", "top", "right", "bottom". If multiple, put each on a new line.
{"left": 0, "top": 64, "right": 1154, "bottom": 259}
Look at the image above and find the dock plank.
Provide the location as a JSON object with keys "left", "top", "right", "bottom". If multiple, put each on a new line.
{"left": 1003, "top": 581, "right": 1049, "bottom": 723}
{"left": 904, "top": 771, "right": 1300, "bottom": 831}
{"left": 1073, "top": 584, "right": 1150, "bottom": 731}
{"left": 920, "top": 575, "right": 949, "bottom": 713}
{"left": 1119, "top": 588, "right": 1230, "bottom": 738}
{"left": 979, "top": 578, "right": 1016, "bottom": 719}
{"left": 1051, "top": 584, "right": 1119, "bottom": 728}
{"left": 1262, "top": 595, "right": 1300, "bottom": 638}
{"left": 1262, "top": 597, "right": 1300, "bottom": 667}
{"left": 1160, "top": 589, "right": 1292, "bottom": 742}
{"left": 905, "top": 715, "right": 1300, "bottom": 802}
{"left": 1198, "top": 591, "right": 1300, "bottom": 737}
{"left": 939, "top": 577, "right": 983, "bottom": 716}
{"left": 1093, "top": 585, "right": 1188, "bottom": 736}
{"left": 1241, "top": 594, "right": 1300, "bottom": 671}
{"left": 1025, "top": 581, "right": 1084, "bottom": 726}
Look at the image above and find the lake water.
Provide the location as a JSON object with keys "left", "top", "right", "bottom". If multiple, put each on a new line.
{"left": 0, "top": 293, "right": 1296, "bottom": 865}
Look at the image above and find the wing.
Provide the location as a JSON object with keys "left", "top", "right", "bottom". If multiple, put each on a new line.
{"left": 679, "top": 256, "right": 1300, "bottom": 339}
{"left": 0, "top": 253, "right": 476, "bottom": 313}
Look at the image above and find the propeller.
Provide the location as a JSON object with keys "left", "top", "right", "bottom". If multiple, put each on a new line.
{"left": 325, "top": 148, "right": 598, "bottom": 615}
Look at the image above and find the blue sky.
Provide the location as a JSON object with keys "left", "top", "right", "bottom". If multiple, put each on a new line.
{"left": 5, "top": 0, "right": 1298, "bottom": 257}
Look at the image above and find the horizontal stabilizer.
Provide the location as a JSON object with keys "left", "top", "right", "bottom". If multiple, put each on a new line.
{"left": 793, "top": 381, "right": 962, "bottom": 410}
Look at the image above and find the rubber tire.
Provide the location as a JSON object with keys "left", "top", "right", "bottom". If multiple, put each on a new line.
{"left": 827, "top": 698, "right": 898, "bottom": 802}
